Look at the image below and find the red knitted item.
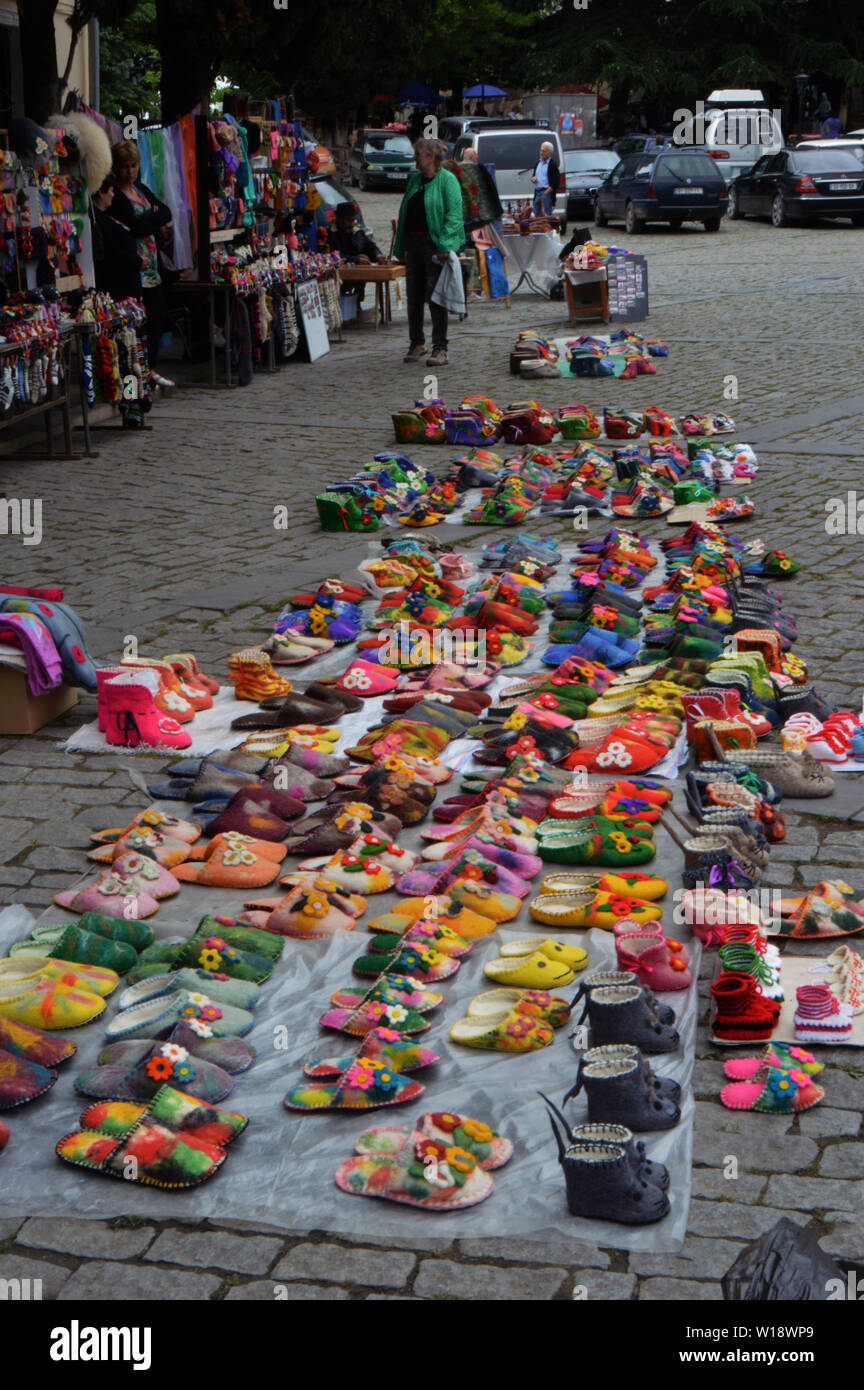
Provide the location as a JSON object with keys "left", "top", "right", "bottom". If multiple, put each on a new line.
{"left": 710, "top": 971, "right": 779, "bottom": 1040}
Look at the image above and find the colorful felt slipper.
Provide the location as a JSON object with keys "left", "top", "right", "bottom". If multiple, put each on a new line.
{"left": 10, "top": 924, "right": 137, "bottom": 976}
{"left": 74, "top": 1037, "right": 236, "bottom": 1105}
{"left": 285, "top": 1056, "right": 425, "bottom": 1112}
{"left": 117, "top": 969, "right": 260, "bottom": 1012}
{"left": 97, "top": 1020, "right": 254, "bottom": 1076}
{"left": 172, "top": 840, "right": 282, "bottom": 889}
{"left": 244, "top": 884, "right": 359, "bottom": 939}
{"left": 366, "top": 920, "right": 472, "bottom": 959}
{"left": 368, "top": 898, "right": 497, "bottom": 941}
{"left": 720, "top": 1063, "right": 824, "bottom": 1113}
{"left": 304, "top": 1027, "right": 439, "bottom": 1079}
{"left": 529, "top": 888, "right": 661, "bottom": 930}
{"left": 722, "top": 1042, "right": 823, "bottom": 1080}
{"left": 445, "top": 880, "right": 523, "bottom": 922}
{"left": 466, "top": 987, "right": 571, "bottom": 1028}
{"left": 80, "top": 1086, "right": 248, "bottom": 1146}
{"left": 0, "top": 1016, "right": 76, "bottom": 1069}
{"left": 483, "top": 951, "right": 576, "bottom": 988}
{"left": 89, "top": 807, "right": 202, "bottom": 849}
{"left": 352, "top": 942, "right": 460, "bottom": 984}
{"left": 335, "top": 1131, "right": 494, "bottom": 1210}
{"left": 0, "top": 955, "right": 119, "bottom": 999}
{"left": 329, "top": 973, "right": 443, "bottom": 1013}
{"left": 0, "top": 974, "right": 106, "bottom": 1030}
{"left": 354, "top": 1112, "right": 513, "bottom": 1169}
{"left": 319, "top": 998, "right": 431, "bottom": 1038}
{"left": 495, "top": 937, "right": 589, "bottom": 971}
{"left": 539, "top": 869, "right": 668, "bottom": 901}
{"left": 0, "top": 1047, "right": 58, "bottom": 1109}
{"left": 104, "top": 989, "right": 254, "bottom": 1042}
{"left": 449, "top": 1007, "right": 554, "bottom": 1051}
{"left": 57, "top": 1120, "right": 228, "bottom": 1189}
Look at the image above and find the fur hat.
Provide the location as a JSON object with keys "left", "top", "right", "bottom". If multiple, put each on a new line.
{"left": 46, "top": 112, "right": 111, "bottom": 193}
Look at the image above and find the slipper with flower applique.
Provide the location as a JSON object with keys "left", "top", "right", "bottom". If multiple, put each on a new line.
{"left": 354, "top": 1112, "right": 512, "bottom": 1169}
{"left": 720, "top": 1063, "right": 824, "bottom": 1113}
{"left": 335, "top": 1130, "right": 494, "bottom": 1209}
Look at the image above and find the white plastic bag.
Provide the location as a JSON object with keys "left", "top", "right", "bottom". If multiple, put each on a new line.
{"left": 430, "top": 251, "right": 466, "bottom": 314}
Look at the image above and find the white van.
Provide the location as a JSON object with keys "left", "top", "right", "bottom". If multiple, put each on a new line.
{"left": 454, "top": 125, "right": 567, "bottom": 224}
{"left": 675, "top": 105, "right": 784, "bottom": 184}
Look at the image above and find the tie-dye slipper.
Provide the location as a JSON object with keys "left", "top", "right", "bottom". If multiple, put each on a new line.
{"left": 353, "top": 1112, "right": 513, "bottom": 1169}
{"left": 303, "top": 1026, "right": 439, "bottom": 1079}
{"left": 284, "top": 1057, "right": 425, "bottom": 1111}
{"left": 335, "top": 1133, "right": 494, "bottom": 1209}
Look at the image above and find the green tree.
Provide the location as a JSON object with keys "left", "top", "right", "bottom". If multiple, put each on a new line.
{"left": 99, "top": 1, "right": 160, "bottom": 123}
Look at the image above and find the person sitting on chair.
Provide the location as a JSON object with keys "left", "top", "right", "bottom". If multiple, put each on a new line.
{"left": 331, "top": 202, "right": 385, "bottom": 307}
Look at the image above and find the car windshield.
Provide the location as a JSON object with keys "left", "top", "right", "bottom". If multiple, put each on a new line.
{"left": 565, "top": 150, "right": 618, "bottom": 173}
{"left": 710, "top": 112, "right": 779, "bottom": 147}
{"left": 312, "top": 177, "right": 366, "bottom": 225}
{"left": 364, "top": 135, "right": 413, "bottom": 155}
{"left": 792, "top": 148, "right": 864, "bottom": 169}
{"left": 657, "top": 153, "right": 719, "bottom": 179}
{"left": 475, "top": 133, "right": 555, "bottom": 169}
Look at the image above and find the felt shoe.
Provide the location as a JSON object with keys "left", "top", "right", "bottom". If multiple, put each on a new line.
{"left": 720, "top": 1064, "right": 823, "bottom": 1113}
{"left": 104, "top": 989, "right": 254, "bottom": 1041}
{"left": 496, "top": 937, "right": 589, "bottom": 971}
{"left": 229, "top": 649, "right": 293, "bottom": 701}
{"left": 0, "top": 975, "right": 106, "bottom": 1030}
{"left": 483, "top": 951, "right": 576, "bottom": 988}
{"left": 449, "top": 1007, "right": 555, "bottom": 1051}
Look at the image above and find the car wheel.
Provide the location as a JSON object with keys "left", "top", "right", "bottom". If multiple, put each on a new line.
{"left": 593, "top": 197, "right": 607, "bottom": 227}
{"left": 703, "top": 217, "right": 721, "bottom": 232}
{"left": 726, "top": 187, "right": 743, "bottom": 219}
{"left": 771, "top": 192, "right": 788, "bottom": 228}
{"left": 624, "top": 200, "right": 642, "bottom": 234}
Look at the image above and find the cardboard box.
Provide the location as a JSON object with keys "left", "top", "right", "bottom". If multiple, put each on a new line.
{"left": 0, "top": 665, "right": 78, "bottom": 735}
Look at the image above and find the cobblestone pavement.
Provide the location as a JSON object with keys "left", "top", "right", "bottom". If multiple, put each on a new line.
{"left": 1, "top": 199, "right": 863, "bottom": 1300}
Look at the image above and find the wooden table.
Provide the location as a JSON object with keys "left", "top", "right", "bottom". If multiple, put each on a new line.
{"left": 338, "top": 263, "right": 405, "bottom": 329}
{"left": 564, "top": 267, "right": 610, "bottom": 324}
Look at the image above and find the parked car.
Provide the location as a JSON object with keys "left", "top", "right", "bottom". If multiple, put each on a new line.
{"left": 613, "top": 136, "right": 668, "bottom": 156}
{"left": 563, "top": 147, "right": 620, "bottom": 219}
{"left": 727, "top": 145, "right": 864, "bottom": 225}
{"left": 348, "top": 130, "right": 415, "bottom": 190}
{"left": 437, "top": 115, "right": 550, "bottom": 157}
{"left": 453, "top": 125, "right": 567, "bottom": 224}
{"left": 594, "top": 148, "right": 728, "bottom": 231}
{"left": 694, "top": 108, "right": 784, "bottom": 184}
{"left": 310, "top": 174, "right": 370, "bottom": 233}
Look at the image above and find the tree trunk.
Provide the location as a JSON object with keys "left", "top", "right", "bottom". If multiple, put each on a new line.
{"left": 17, "top": 0, "right": 61, "bottom": 121}
{"left": 155, "top": 0, "right": 214, "bottom": 125}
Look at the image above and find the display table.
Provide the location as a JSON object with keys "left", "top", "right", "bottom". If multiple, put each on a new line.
{"left": 339, "top": 263, "right": 405, "bottom": 329}
{"left": 564, "top": 266, "right": 610, "bottom": 324}
{"left": 501, "top": 231, "right": 562, "bottom": 297}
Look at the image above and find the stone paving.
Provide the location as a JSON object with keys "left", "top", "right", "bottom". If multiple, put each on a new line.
{"left": 0, "top": 200, "right": 863, "bottom": 1299}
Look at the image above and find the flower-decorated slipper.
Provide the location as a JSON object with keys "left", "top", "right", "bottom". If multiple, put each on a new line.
{"left": 335, "top": 1132, "right": 494, "bottom": 1210}
{"left": 0, "top": 955, "right": 119, "bottom": 999}
{"left": 352, "top": 942, "right": 460, "bottom": 984}
{"left": 0, "top": 975, "right": 106, "bottom": 1030}
{"left": 366, "top": 920, "right": 473, "bottom": 959}
{"left": 354, "top": 1112, "right": 513, "bottom": 1169}
{"left": 368, "top": 899, "right": 496, "bottom": 941}
{"left": 74, "top": 1037, "right": 236, "bottom": 1105}
{"left": 720, "top": 1063, "right": 824, "bottom": 1113}
{"left": 304, "top": 1026, "right": 439, "bottom": 1079}
{"left": 447, "top": 881, "right": 523, "bottom": 922}
{"left": 723, "top": 1043, "right": 823, "bottom": 1080}
{"left": 529, "top": 888, "right": 662, "bottom": 930}
{"left": 539, "top": 869, "right": 668, "bottom": 901}
{"left": 117, "top": 969, "right": 260, "bottom": 1012}
{"left": 482, "top": 952, "right": 576, "bottom": 988}
{"left": 245, "top": 884, "right": 359, "bottom": 940}
{"left": 0, "top": 1016, "right": 76, "bottom": 1068}
{"left": 0, "top": 1048, "right": 58, "bottom": 1109}
{"left": 97, "top": 1020, "right": 254, "bottom": 1075}
{"left": 89, "top": 807, "right": 202, "bottom": 848}
{"left": 329, "top": 973, "right": 443, "bottom": 1012}
{"left": 79, "top": 1085, "right": 248, "bottom": 1146}
{"left": 104, "top": 990, "right": 254, "bottom": 1042}
{"left": 285, "top": 1056, "right": 425, "bottom": 1112}
{"left": 496, "top": 937, "right": 589, "bottom": 972}
{"left": 301, "top": 850, "right": 395, "bottom": 895}
{"left": 466, "top": 987, "right": 571, "bottom": 1028}
{"left": 173, "top": 840, "right": 282, "bottom": 889}
{"left": 449, "top": 1008, "right": 554, "bottom": 1051}
{"left": 173, "top": 935, "right": 274, "bottom": 984}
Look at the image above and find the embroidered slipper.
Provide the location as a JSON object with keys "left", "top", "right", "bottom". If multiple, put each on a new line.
{"left": 722, "top": 1043, "right": 823, "bottom": 1080}
{"left": 76, "top": 1085, "right": 246, "bottom": 1148}
{"left": 86, "top": 826, "right": 199, "bottom": 868}
{"left": 89, "top": 807, "right": 202, "bottom": 848}
{"left": 182, "top": 831, "right": 287, "bottom": 866}
{"left": 482, "top": 952, "right": 576, "bottom": 988}
{"left": 74, "top": 1036, "right": 236, "bottom": 1105}
{"left": 368, "top": 899, "right": 497, "bottom": 940}
{"left": 538, "top": 869, "right": 668, "bottom": 901}
{"left": 529, "top": 889, "right": 662, "bottom": 930}
{"left": 304, "top": 1027, "right": 439, "bottom": 1079}
{"left": 319, "top": 999, "right": 432, "bottom": 1038}
{"left": 97, "top": 1020, "right": 254, "bottom": 1075}
{"left": 268, "top": 872, "right": 366, "bottom": 917}
{"left": 354, "top": 1112, "right": 513, "bottom": 1170}
{"left": 352, "top": 942, "right": 460, "bottom": 984}
{"left": 172, "top": 842, "right": 282, "bottom": 889}
{"left": 57, "top": 1120, "right": 229, "bottom": 1189}
{"left": 0, "top": 1016, "right": 76, "bottom": 1068}
{"left": 448, "top": 881, "right": 522, "bottom": 922}
{"left": 496, "top": 937, "right": 589, "bottom": 971}
{"left": 335, "top": 1133, "right": 494, "bottom": 1209}
{"left": 51, "top": 881, "right": 160, "bottom": 921}
{"left": 449, "top": 1007, "right": 555, "bottom": 1051}
{"left": 104, "top": 990, "right": 254, "bottom": 1042}
{"left": 466, "top": 987, "right": 571, "bottom": 1028}
{"left": 117, "top": 969, "right": 260, "bottom": 1012}
{"left": 720, "top": 1063, "right": 824, "bottom": 1113}
{"left": 367, "top": 920, "right": 473, "bottom": 959}
{"left": 300, "top": 851, "right": 395, "bottom": 895}
{"left": 0, "top": 1048, "right": 58, "bottom": 1109}
{"left": 285, "top": 1057, "right": 425, "bottom": 1111}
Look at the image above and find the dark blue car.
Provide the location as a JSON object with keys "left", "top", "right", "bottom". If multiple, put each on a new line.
{"left": 594, "top": 149, "right": 728, "bottom": 232}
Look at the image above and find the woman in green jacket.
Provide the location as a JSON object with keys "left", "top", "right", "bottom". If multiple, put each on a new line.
{"left": 394, "top": 138, "right": 465, "bottom": 367}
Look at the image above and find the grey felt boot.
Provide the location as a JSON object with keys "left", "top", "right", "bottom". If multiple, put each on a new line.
{"left": 583, "top": 984, "right": 679, "bottom": 1053}
{"left": 540, "top": 1092, "right": 670, "bottom": 1191}
{"left": 576, "top": 1043, "right": 681, "bottom": 1104}
{"left": 565, "top": 1054, "right": 681, "bottom": 1131}
{"left": 571, "top": 970, "right": 676, "bottom": 1025}
{"left": 545, "top": 1103, "right": 670, "bottom": 1225}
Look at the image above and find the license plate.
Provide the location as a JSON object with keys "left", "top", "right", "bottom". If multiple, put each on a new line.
{"left": 829, "top": 182, "right": 856, "bottom": 191}
{"left": 386, "top": 171, "right": 406, "bottom": 179}
{"left": 675, "top": 186, "right": 703, "bottom": 195}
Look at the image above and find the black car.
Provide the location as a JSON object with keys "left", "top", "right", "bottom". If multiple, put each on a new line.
{"left": 594, "top": 149, "right": 728, "bottom": 231}
{"left": 563, "top": 148, "right": 621, "bottom": 219}
{"left": 347, "top": 130, "right": 415, "bottom": 191}
{"left": 728, "top": 146, "right": 864, "bottom": 226}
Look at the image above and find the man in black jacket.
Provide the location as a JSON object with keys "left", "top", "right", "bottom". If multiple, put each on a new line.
{"left": 531, "top": 141, "right": 560, "bottom": 216}
{"left": 330, "top": 202, "right": 384, "bottom": 309}
{"left": 91, "top": 176, "right": 142, "bottom": 302}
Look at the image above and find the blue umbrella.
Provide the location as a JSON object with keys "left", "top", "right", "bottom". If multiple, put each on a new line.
{"left": 397, "top": 81, "right": 443, "bottom": 105}
{"left": 463, "top": 84, "right": 507, "bottom": 98}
